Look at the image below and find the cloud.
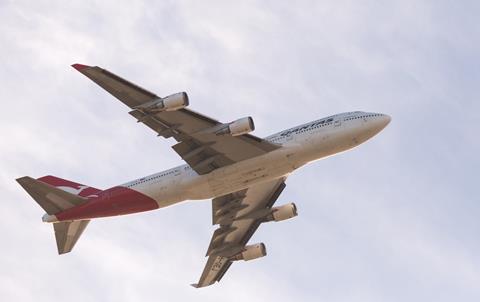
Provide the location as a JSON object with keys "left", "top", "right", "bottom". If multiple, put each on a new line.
{"left": 1, "top": 1, "right": 479, "bottom": 301}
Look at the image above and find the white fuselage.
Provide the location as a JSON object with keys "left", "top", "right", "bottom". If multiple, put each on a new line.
{"left": 122, "top": 111, "right": 391, "bottom": 207}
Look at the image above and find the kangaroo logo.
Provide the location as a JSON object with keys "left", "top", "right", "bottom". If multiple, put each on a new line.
{"left": 57, "top": 185, "right": 98, "bottom": 198}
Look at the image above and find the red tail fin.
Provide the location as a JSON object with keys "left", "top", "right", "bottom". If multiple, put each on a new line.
{"left": 37, "top": 175, "right": 102, "bottom": 199}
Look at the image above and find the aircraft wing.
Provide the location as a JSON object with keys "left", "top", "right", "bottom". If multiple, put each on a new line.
{"left": 192, "top": 177, "right": 287, "bottom": 288}
{"left": 72, "top": 64, "right": 280, "bottom": 175}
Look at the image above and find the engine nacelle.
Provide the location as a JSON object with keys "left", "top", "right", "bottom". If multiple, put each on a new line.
{"left": 267, "top": 203, "right": 298, "bottom": 222}
{"left": 162, "top": 92, "right": 189, "bottom": 111}
{"left": 216, "top": 117, "right": 255, "bottom": 136}
{"left": 137, "top": 92, "right": 189, "bottom": 112}
{"left": 231, "top": 243, "right": 267, "bottom": 261}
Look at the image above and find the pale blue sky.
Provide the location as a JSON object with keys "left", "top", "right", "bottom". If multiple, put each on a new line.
{"left": 1, "top": 1, "right": 479, "bottom": 301}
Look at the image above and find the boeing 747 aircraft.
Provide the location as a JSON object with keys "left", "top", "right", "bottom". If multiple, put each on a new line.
{"left": 17, "top": 64, "right": 391, "bottom": 288}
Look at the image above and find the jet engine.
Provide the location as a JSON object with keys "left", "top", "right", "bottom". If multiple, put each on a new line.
{"left": 136, "top": 92, "right": 189, "bottom": 112}
{"left": 266, "top": 203, "right": 298, "bottom": 222}
{"left": 162, "top": 92, "right": 189, "bottom": 111}
{"left": 216, "top": 117, "right": 255, "bottom": 136}
{"left": 231, "top": 243, "right": 267, "bottom": 261}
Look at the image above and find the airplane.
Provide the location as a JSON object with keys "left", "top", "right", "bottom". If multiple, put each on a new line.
{"left": 16, "top": 64, "right": 391, "bottom": 288}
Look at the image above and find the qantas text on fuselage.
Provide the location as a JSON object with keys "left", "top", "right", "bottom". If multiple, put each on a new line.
{"left": 17, "top": 64, "right": 391, "bottom": 288}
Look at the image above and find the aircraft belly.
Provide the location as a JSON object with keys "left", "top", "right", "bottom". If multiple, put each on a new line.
{"left": 130, "top": 123, "right": 380, "bottom": 207}
{"left": 302, "top": 127, "right": 359, "bottom": 161}
{"left": 129, "top": 147, "right": 299, "bottom": 204}
{"left": 134, "top": 176, "right": 191, "bottom": 208}
{"left": 206, "top": 148, "right": 295, "bottom": 197}
{"left": 129, "top": 126, "right": 371, "bottom": 207}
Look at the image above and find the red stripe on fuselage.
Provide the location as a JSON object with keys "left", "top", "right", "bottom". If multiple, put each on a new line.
{"left": 56, "top": 186, "right": 158, "bottom": 221}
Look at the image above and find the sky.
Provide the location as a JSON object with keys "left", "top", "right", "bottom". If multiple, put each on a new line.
{"left": 1, "top": 0, "right": 479, "bottom": 301}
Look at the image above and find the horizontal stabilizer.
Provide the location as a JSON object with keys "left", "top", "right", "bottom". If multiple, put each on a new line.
{"left": 54, "top": 220, "right": 90, "bottom": 254}
{"left": 16, "top": 176, "right": 87, "bottom": 215}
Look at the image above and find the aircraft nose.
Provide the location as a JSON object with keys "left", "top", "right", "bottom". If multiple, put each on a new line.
{"left": 381, "top": 114, "right": 391, "bottom": 127}
{"left": 368, "top": 113, "right": 391, "bottom": 134}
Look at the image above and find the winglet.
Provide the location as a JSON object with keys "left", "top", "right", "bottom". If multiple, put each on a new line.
{"left": 190, "top": 283, "right": 200, "bottom": 288}
{"left": 71, "top": 63, "right": 91, "bottom": 71}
